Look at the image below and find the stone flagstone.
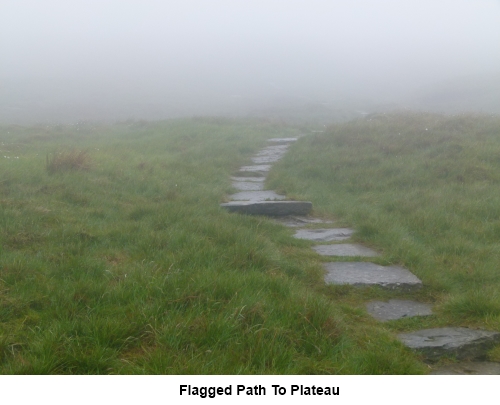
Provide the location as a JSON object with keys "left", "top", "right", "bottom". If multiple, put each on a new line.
{"left": 323, "top": 262, "right": 422, "bottom": 291}
{"left": 272, "top": 216, "right": 334, "bottom": 228}
{"left": 235, "top": 165, "right": 271, "bottom": 176}
{"left": 267, "top": 137, "right": 298, "bottom": 143}
{"left": 430, "top": 361, "right": 500, "bottom": 375}
{"left": 398, "top": 327, "right": 500, "bottom": 362}
{"left": 229, "top": 190, "right": 286, "bottom": 201}
{"left": 221, "top": 200, "right": 312, "bottom": 216}
{"left": 251, "top": 145, "right": 290, "bottom": 164}
{"left": 293, "top": 228, "right": 353, "bottom": 242}
{"left": 231, "top": 181, "right": 264, "bottom": 191}
{"left": 313, "top": 244, "right": 379, "bottom": 257}
{"left": 231, "top": 176, "right": 266, "bottom": 182}
{"left": 366, "top": 299, "right": 433, "bottom": 321}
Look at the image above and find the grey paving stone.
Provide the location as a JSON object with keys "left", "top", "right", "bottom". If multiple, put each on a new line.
{"left": 231, "top": 181, "right": 265, "bottom": 191}
{"left": 398, "top": 327, "right": 500, "bottom": 362}
{"left": 429, "top": 361, "right": 500, "bottom": 375}
{"left": 251, "top": 155, "right": 285, "bottom": 164}
{"left": 313, "top": 244, "right": 379, "bottom": 257}
{"left": 272, "top": 216, "right": 334, "bottom": 227}
{"left": 323, "top": 262, "right": 422, "bottom": 291}
{"left": 251, "top": 145, "right": 289, "bottom": 164}
{"left": 229, "top": 190, "right": 286, "bottom": 201}
{"left": 220, "top": 200, "right": 312, "bottom": 216}
{"left": 231, "top": 176, "right": 265, "bottom": 182}
{"left": 293, "top": 228, "right": 354, "bottom": 241}
{"left": 235, "top": 165, "right": 271, "bottom": 176}
{"left": 366, "top": 299, "right": 433, "bottom": 321}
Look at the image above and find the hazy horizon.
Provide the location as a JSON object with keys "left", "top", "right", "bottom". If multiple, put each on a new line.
{"left": 2, "top": 0, "right": 500, "bottom": 124}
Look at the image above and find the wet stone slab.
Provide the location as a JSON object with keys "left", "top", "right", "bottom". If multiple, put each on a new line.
{"left": 231, "top": 181, "right": 265, "bottom": 191}
{"left": 312, "top": 244, "right": 379, "bottom": 257}
{"left": 229, "top": 190, "right": 286, "bottom": 201}
{"left": 272, "top": 216, "right": 334, "bottom": 227}
{"left": 430, "top": 362, "right": 500, "bottom": 375}
{"left": 231, "top": 176, "right": 265, "bottom": 183}
{"left": 220, "top": 200, "right": 312, "bottom": 216}
{"left": 293, "top": 228, "right": 354, "bottom": 242}
{"left": 398, "top": 328, "right": 500, "bottom": 362}
{"left": 323, "top": 262, "right": 422, "bottom": 291}
{"left": 366, "top": 299, "right": 433, "bottom": 321}
{"left": 235, "top": 165, "right": 271, "bottom": 176}
{"left": 251, "top": 145, "right": 290, "bottom": 164}
{"left": 251, "top": 155, "right": 286, "bottom": 164}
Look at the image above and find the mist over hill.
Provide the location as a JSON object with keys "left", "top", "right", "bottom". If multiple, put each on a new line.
{"left": 1, "top": 0, "right": 499, "bottom": 125}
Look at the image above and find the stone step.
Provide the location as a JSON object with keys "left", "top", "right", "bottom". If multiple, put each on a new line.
{"left": 220, "top": 200, "right": 312, "bottom": 216}
{"left": 232, "top": 181, "right": 265, "bottom": 191}
{"left": 255, "top": 145, "right": 289, "bottom": 154}
{"left": 398, "top": 327, "right": 500, "bottom": 362}
{"left": 231, "top": 176, "right": 266, "bottom": 183}
{"left": 313, "top": 243, "right": 379, "bottom": 257}
{"left": 323, "top": 262, "right": 422, "bottom": 291}
{"left": 235, "top": 165, "right": 271, "bottom": 176}
{"left": 267, "top": 137, "right": 298, "bottom": 143}
{"left": 366, "top": 300, "right": 433, "bottom": 321}
{"left": 272, "top": 216, "right": 334, "bottom": 228}
{"left": 429, "top": 361, "right": 500, "bottom": 375}
{"left": 293, "top": 228, "right": 354, "bottom": 242}
{"left": 251, "top": 155, "right": 286, "bottom": 164}
{"left": 229, "top": 190, "right": 286, "bottom": 201}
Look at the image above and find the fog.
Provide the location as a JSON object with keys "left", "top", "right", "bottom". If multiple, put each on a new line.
{"left": 2, "top": 0, "right": 500, "bottom": 124}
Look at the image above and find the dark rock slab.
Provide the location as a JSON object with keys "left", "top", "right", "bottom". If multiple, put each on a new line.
{"left": 366, "top": 300, "right": 433, "bottom": 321}
{"left": 398, "top": 327, "right": 500, "bottom": 362}
{"left": 293, "top": 228, "right": 354, "bottom": 241}
{"left": 267, "top": 137, "right": 298, "bottom": 143}
{"left": 229, "top": 190, "right": 286, "bottom": 201}
{"left": 323, "top": 262, "right": 422, "bottom": 291}
{"left": 272, "top": 216, "right": 334, "bottom": 227}
{"left": 220, "top": 200, "right": 312, "bottom": 216}
{"left": 313, "top": 244, "right": 379, "bottom": 257}
{"left": 232, "top": 181, "right": 264, "bottom": 191}
{"left": 430, "top": 362, "right": 500, "bottom": 375}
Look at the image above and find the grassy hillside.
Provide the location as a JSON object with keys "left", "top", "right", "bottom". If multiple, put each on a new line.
{"left": 0, "top": 118, "right": 425, "bottom": 374}
{"left": 268, "top": 112, "right": 500, "bottom": 360}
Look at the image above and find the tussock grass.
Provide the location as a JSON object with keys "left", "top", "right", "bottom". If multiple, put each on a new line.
{"left": 0, "top": 118, "right": 427, "bottom": 374}
{"left": 269, "top": 112, "right": 500, "bottom": 355}
{"left": 46, "top": 149, "right": 91, "bottom": 174}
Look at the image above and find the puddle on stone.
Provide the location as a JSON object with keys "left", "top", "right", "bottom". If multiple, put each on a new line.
{"left": 366, "top": 299, "right": 432, "bottom": 321}
{"left": 293, "top": 228, "right": 353, "bottom": 241}
{"left": 313, "top": 244, "right": 378, "bottom": 257}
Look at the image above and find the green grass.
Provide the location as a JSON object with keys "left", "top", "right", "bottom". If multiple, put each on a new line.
{"left": 0, "top": 117, "right": 425, "bottom": 374}
{"left": 268, "top": 111, "right": 500, "bottom": 361}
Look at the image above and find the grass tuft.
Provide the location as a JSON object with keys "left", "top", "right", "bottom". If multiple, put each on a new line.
{"left": 46, "top": 149, "right": 91, "bottom": 174}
